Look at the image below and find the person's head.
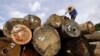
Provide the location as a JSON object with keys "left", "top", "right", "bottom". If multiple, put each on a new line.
{"left": 68, "top": 6, "right": 72, "bottom": 12}
{"left": 67, "top": 5, "right": 74, "bottom": 12}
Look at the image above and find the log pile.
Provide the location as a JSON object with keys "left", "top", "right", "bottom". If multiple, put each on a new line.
{"left": 0, "top": 9, "right": 99, "bottom": 56}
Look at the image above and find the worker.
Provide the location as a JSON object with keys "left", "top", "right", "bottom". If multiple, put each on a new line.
{"left": 67, "top": 6, "right": 77, "bottom": 21}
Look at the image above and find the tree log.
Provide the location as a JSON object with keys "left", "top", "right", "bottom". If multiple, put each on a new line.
{"left": 11, "top": 24, "right": 32, "bottom": 45}
{"left": 43, "top": 14, "right": 69, "bottom": 28}
{"left": 0, "top": 37, "right": 21, "bottom": 56}
{"left": 84, "top": 31, "right": 100, "bottom": 41}
{"left": 89, "top": 42, "right": 100, "bottom": 56}
{"left": 32, "top": 26, "right": 61, "bottom": 56}
{"left": 23, "top": 15, "right": 41, "bottom": 29}
{"left": 3, "top": 18, "right": 23, "bottom": 38}
{"left": 57, "top": 37, "right": 90, "bottom": 56}
{"left": 61, "top": 20, "right": 81, "bottom": 37}
{"left": 79, "top": 21, "right": 95, "bottom": 34}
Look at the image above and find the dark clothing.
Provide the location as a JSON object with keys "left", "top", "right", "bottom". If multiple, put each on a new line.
{"left": 69, "top": 9, "right": 77, "bottom": 21}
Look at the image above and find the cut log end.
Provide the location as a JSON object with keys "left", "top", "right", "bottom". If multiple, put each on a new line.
{"left": 62, "top": 20, "right": 81, "bottom": 38}
{"left": 11, "top": 24, "right": 32, "bottom": 45}
{"left": 3, "top": 18, "right": 24, "bottom": 38}
{"left": 32, "top": 26, "right": 61, "bottom": 56}
{"left": 23, "top": 15, "right": 41, "bottom": 29}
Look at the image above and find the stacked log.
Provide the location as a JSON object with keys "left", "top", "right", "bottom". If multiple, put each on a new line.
{"left": 0, "top": 37, "right": 21, "bottom": 56}
{"left": 79, "top": 21, "right": 95, "bottom": 34}
{"left": 61, "top": 20, "right": 81, "bottom": 37}
{"left": 3, "top": 18, "right": 23, "bottom": 38}
{"left": 11, "top": 24, "right": 32, "bottom": 45}
{"left": 84, "top": 31, "right": 100, "bottom": 41}
{"left": 83, "top": 28, "right": 100, "bottom": 56}
{"left": 1, "top": 14, "right": 100, "bottom": 56}
{"left": 58, "top": 37, "right": 90, "bottom": 56}
{"left": 23, "top": 15, "right": 41, "bottom": 29}
{"left": 44, "top": 14, "right": 69, "bottom": 28}
{"left": 32, "top": 26, "right": 61, "bottom": 56}
{"left": 94, "top": 42, "right": 100, "bottom": 56}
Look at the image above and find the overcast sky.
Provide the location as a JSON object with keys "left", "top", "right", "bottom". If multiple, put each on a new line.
{"left": 0, "top": 0, "right": 100, "bottom": 29}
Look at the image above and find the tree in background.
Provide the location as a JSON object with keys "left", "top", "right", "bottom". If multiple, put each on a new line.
{"left": 95, "top": 23, "right": 100, "bottom": 31}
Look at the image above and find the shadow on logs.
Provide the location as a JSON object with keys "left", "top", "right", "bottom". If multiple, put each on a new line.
{"left": 89, "top": 42, "right": 100, "bottom": 56}
{"left": 56, "top": 37, "right": 90, "bottom": 56}
{"left": 0, "top": 29, "right": 5, "bottom": 37}
{"left": 21, "top": 43, "right": 39, "bottom": 56}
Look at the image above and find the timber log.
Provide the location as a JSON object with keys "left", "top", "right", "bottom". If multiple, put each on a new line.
{"left": 0, "top": 37, "right": 21, "bottom": 56}
{"left": 23, "top": 15, "right": 41, "bottom": 29}
{"left": 32, "top": 26, "right": 61, "bottom": 56}
{"left": 11, "top": 24, "right": 32, "bottom": 45}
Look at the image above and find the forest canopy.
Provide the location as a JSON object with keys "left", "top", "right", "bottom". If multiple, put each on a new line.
{"left": 95, "top": 23, "right": 100, "bottom": 31}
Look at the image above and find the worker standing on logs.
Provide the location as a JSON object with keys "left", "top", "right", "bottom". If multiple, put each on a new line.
{"left": 67, "top": 5, "right": 77, "bottom": 21}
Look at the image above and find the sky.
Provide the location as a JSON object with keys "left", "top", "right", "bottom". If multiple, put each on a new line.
{"left": 0, "top": 0, "right": 100, "bottom": 29}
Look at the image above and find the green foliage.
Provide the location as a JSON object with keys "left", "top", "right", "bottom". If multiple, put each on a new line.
{"left": 95, "top": 23, "right": 100, "bottom": 31}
